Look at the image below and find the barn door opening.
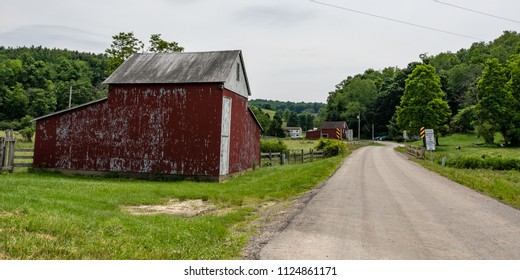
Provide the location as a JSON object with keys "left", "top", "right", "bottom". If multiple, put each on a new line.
{"left": 220, "top": 97, "right": 232, "bottom": 176}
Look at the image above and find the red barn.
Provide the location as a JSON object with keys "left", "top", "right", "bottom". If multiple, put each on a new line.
{"left": 306, "top": 121, "right": 348, "bottom": 140}
{"left": 33, "top": 50, "right": 261, "bottom": 181}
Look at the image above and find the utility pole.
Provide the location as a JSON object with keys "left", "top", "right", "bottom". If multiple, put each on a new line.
{"left": 68, "top": 86, "right": 72, "bottom": 109}
{"left": 357, "top": 113, "right": 360, "bottom": 140}
{"left": 372, "top": 123, "right": 374, "bottom": 140}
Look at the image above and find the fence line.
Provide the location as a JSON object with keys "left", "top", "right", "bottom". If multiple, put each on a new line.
{"left": 406, "top": 145, "right": 425, "bottom": 159}
{"left": 0, "top": 130, "right": 34, "bottom": 172}
{"left": 261, "top": 149, "right": 325, "bottom": 166}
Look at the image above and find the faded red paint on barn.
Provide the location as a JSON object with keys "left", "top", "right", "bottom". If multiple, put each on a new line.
{"left": 305, "top": 121, "right": 348, "bottom": 140}
{"left": 33, "top": 51, "right": 261, "bottom": 181}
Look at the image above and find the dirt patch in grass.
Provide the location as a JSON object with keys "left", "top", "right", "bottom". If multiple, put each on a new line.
{"left": 0, "top": 211, "right": 22, "bottom": 218}
{"left": 123, "top": 199, "right": 224, "bottom": 217}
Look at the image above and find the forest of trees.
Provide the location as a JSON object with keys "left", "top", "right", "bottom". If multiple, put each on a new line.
{"left": 0, "top": 31, "right": 319, "bottom": 140}
{"left": 321, "top": 31, "right": 520, "bottom": 146}
{"left": 0, "top": 46, "right": 107, "bottom": 138}
{"left": 249, "top": 99, "right": 325, "bottom": 137}
{"left": 0, "top": 32, "right": 184, "bottom": 138}
{"left": 2, "top": 31, "right": 519, "bottom": 144}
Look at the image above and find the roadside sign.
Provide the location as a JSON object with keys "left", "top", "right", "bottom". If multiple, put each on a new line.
{"left": 425, "top": 129, "right": 435, "bottom": 151}
{"left": 347, "top": 129, "right": 353, "bottom": 141}
{"left": 403, "top": 130, "right": 408, "bottom": 140}
{"left": 420, "top": 127, "right": 425, "bottom": 139}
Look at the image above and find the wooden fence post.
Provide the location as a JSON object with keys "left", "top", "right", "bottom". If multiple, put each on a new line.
{"left": 301, "top": 149, "right": 304, "bottom": 163}
{"left": 269, "top": 151, "right": 272, "bottom": 166}
{"left": 0, "top": 135, "right": 5, "bottom": 169}
{"left": 7, "top": 130, "right": 15, "bottom": 171}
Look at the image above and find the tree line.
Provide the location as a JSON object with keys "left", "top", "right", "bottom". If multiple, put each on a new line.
{"left": 321, "top": 31, "right": 520, "bottom": 146}
{"left": 1, "top": 31, "right": 320, "bottom": 140}
{"left": 0, "top": 46, "right": 107, "bottom": 137}
{"left": 0, "top": 32, "right": 183, "bottom": 138}
{"left": 249, "top": 99, "right": 324, "bottom": 137}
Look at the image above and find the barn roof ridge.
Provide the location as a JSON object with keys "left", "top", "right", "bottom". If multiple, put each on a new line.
{"left": 103, "top": 50, "right": 251, "bottom": 96}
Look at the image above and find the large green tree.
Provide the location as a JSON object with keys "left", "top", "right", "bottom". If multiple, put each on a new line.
{"left": 105, "top": 32, "right": 184, "bottom": 75}
{"left": 475, "top": 58, "right": 511, "bottom": 144}
{"left": 104, "top": 32, "right": 144, "bottom": 75}
{"left": 396, "top": 64, "right": 451, "bottom": 144}
{"left": 148, "top": 34, "right": 184, "bottom": 53}
{"left": 267, "top": 111, "right": 285, "bottom": 137}
{"left": 507, "top": 55, "right": 520, "bottom": 146}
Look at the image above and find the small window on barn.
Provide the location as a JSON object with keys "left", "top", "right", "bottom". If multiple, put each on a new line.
{"left": 236, "top": 63, "right": 240, "bottom": 81}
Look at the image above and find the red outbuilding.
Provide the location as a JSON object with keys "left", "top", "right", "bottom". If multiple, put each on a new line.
{"left": 306, "top": 121, "right": 348, "bottom": 140}
{"left": 33, "top": 50, "right": 261, "bottom": 181}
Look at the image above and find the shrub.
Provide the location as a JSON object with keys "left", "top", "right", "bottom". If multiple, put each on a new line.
{"left": 450, "top": 106, "right": 476, "bottom": 133}
{"left": 260, "top": 139, "right": 288, "bottom": 153}
{"left": 473, "top": 121, "right": 497, "bottom": 144}
{"left": 20, "top": 125, "right": 35, "bottom": 142}
{"left": 446, "top": 155, "right": 520, "bottom": 171}
{"left": 314, "top": 139, "right": 347, "bottom": 156}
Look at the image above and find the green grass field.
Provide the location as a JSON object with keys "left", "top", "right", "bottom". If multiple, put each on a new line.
{"left": 407, "top": 132, "right": 519, "bottom": 158}
{"left": 404, "top": 132, "right": 520, "bottom": 209}
{"left": 283, "top": 139, "right": 320, "bottom": 151}
{"left": 0, "top": 153, "right": 345, "bottom": 259}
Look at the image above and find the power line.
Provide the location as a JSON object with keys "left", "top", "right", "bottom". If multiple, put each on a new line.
{"left": 309, "top": 0, "right": 484, "bottom": 41}
{"left": 433, "top": 0, "right": 520, "bottom": 24}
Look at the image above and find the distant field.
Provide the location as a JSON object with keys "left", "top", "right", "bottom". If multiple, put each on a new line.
{"left": 283, "top": 139, "right": 320, "bottom": 151}
{"left": 403, "top": 132, "right": 520, "bottom": 209}
{"left": 262, "top": 109, "right": 276, "bottom": 119}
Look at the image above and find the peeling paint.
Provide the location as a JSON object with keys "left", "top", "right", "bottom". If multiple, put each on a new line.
{"left": 34, "top": 84, "right": 260, "bottom": 178}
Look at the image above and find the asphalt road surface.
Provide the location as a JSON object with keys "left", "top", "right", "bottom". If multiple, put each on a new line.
{"left": 259, "top": 142, "right": 520, "bottom": 259}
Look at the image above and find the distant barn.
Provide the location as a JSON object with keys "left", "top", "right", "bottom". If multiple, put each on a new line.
{"left": 306, "top": 121, "right": 348, "bottom": 140}
{"left": 33, "top": 50, "right": 262, "bottom": 181}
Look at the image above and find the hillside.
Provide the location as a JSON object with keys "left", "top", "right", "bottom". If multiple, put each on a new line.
{"left": 321, "top": 30, "right": 520, "bottom": 144}
{"left": 0, "top": 46, "right": 107, "bottom": 129}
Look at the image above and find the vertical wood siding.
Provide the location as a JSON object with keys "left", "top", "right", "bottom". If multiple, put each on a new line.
{"left": 34, "top": 83, "right": 260, "bottom": 178}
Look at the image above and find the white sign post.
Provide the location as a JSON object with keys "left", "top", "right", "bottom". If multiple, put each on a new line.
{"left": 425, "top": 128, "right": 435, "bottom": 161}
{"left": 425, "top": 129, "right": 435, "bottom": 151}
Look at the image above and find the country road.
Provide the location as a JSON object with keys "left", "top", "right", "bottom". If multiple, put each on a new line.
{"left": 259, "top": 142, "right": 520, "bottom": 259}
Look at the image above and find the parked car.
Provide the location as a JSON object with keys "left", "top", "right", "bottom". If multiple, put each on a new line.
{"left": 375, "top": 135, "right": 390, "bottom": 141}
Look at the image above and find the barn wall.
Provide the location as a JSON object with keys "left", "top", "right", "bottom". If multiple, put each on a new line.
{"left": 306, "top": 130, "right": 321, "bottom": 139}
{"left": 224, "top": 89, "right": 261, "bottom": 173}
{"left": 34, "top": 83, "right": 261, "bottom": 179}
{"left": 35, "top": 84, "right": 225, "bottom": 177}
{"left": 107, "top": 84, "right": 224, "bottom": 176}
{"left": 34, "top": 99, "right": 110, "bottom": 170}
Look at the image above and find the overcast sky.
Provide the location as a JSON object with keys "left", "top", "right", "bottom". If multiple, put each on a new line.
{"left": 1, "top": 0, "right": 519, "bottom": 102}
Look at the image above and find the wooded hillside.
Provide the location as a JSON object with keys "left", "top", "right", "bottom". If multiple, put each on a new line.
{"left": 0, "top": 46, "right": 107, "bottom": 129}
{"left": 322, "top": 31, "right": 520, "bottom": 145}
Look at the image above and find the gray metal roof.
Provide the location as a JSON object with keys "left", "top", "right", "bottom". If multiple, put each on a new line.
{"left": 103, "top": 50, "right": 248, "bottom": 88}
